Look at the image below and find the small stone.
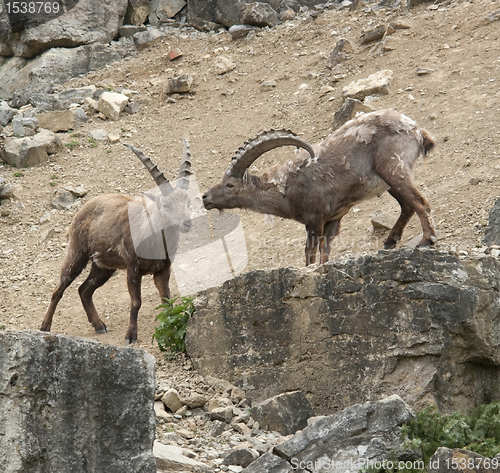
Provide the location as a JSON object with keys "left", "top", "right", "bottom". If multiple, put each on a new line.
{"left": 108, "top": 133, "right": 120, "bottom": 144}
{"left": 230, "top": 387, "right": 245, "bottom": 403}
{"left": 215, "top": 56, "right": 236, "bottom": 75}
{"left": 333, "top": 98, "right": 373, "bottom": 129}
{"left": 133, "top": 28, "right": 165, "bottom": 50}
{"left": 360, "top": 25, "right": 395, "bottom": 45}
{"left": 65, "top": 185, "right": 88, "bottom": 198}
{"left": 371, "top": 211, "right": 397, "bottom": 230}
{"left": 12, "top": 117, "right": 39, "bottom": 137}
{"left": 39, "top": 212, "right": 51, "bottom": 224}
{"left": 154, "top": 400, "right": 173, "bottom": 422}
{"left": 260, "top": 79, "right": 277, "bottom": 88}
{"left": 41, "top": 228, "right": 56, "bottom": 241}
{"left": 97, "top": 92, "right": 129, "bottom": 121}
{"left": 210, "top": 420, "right": 226, "bottom": 437}
{"left": 51, "top": 190, "right": 77, "bottom": 210}
{"left": 280, "top": 8, "right": 295, "bottom": 21}
{"left": 342, "top": 70, "right": 393, "bottom": 100}
{"left": 223, "top": 448, "right": 259, "bottom": 468}
{"left": 176, "top": 428, "right": 195, "bottom": 439}
{"left": 210, "top": 406, "right": 234, "bottom": 423}
{"left": 232, "top": 422, "right": 252, "bottom": 436}
{"left": 180, "top": 392, "right": 208, "bottom": 408}
{"left": 206, "top": 398, "right": 221, "bottom": 412}
{"left": 161, "top": 388, "right": 184, "bottom": 412}
{"left": 165, "top": 74, "right": 194, "bottom": 94}
{"left": 469, "top": 177, "right": 482, "bottom": 185}
{"left": 124, "top": 103, "right": 141, "bottom": 114}
{"left": 88, "top": 129, "right": 109, "bottom": 141}
{"left": 229, "top": 25, "right": 258, "bottom": 40}
{"left": 0, "top": 101, "right": 17, "bottom": 126}
{"left": 167, "top": 48, "right": 183, "bottom": 61}
{"left": 0, "top": 182, "right": 14, "bottom": 199}
{"left": 241, "top": 2, "right": 278, "bottom": 27}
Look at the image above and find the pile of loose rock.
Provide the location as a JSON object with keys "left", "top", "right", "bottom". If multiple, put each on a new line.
{"left": 152, "top": 373, "right": 306, "bottom": 472}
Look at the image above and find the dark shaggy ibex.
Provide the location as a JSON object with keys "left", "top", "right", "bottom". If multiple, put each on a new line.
{"left": 203, "top": 109, "right": 437, "bottom": 266}
{"left": 41, "top": 141, "right": 192, "bottom": 344}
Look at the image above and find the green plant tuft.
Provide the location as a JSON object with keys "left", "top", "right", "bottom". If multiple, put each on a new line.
{"left": 400, "top": 402, "right": 500, "bottom": 467}
{"left": 152, "top": 296, "right": 195, "bottom": 354}
{"left": 88, "top": 137, "right": 98, "bottom": 147}
{"left": 66, "top": 140, "right": 79, "bottom": 150}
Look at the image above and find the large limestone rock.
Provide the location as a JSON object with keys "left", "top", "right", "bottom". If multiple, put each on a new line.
{"left": 0, "top": 44, "right": 132, "bottom": 106}
{"left": 35, "top": 108, "right": 88, "bottom": 132}
{"left": 0, "top": 0, "right": 128, "bottom": 58}
{"left": 149, "top": 0, "right": 187, "bottom": 26}
{"left": 428, "top": 447, "right": 498, "bottom": 473}
{"left": 125, "top": 0, "right": 151, "bottom": 25}
{"left": 251, "top": 391, "right": 315, "bottom": 435}
{"left": 187, "top": 248, "right": 500, "bottom": 414}
{"left": 187, "top": 0, "right": 326, "bottom": 29}
{"left": 0, "top": 330, "right": 156, "bottom": 473}
{"left": 244, "top": 395, "right": 414, "bottom": 472}
{"left": 484, "top": 198, "right": 500, "bottom": 247}
{"left": 0, "top": 129, "right": 64, "bottom": 167}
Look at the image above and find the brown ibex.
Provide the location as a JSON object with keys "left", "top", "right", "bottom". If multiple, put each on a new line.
{"left": 203, "top": 109, "right": 437, "bottom": 266}
{"left": 41, "top": 141, "right": 192, "bottom": 344}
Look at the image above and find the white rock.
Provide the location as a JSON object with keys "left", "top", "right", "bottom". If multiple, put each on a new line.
{"left": 215, "top": 56, "right": 236, "bottom": 75}
{"left": 342, "top": 70, "right": 394, "bottom": 100}
{"left": 153, "top": 442, "right": 210, "bottom": 472}
{"left": 97, "top": 92, "right": 129, "bottom": 121}
{"left": 161, "top": 388, "right": 184, "bottom": 412}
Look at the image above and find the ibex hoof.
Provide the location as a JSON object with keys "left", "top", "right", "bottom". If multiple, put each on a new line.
{"left": 416, "top": 237, "right": 436, "bottom": 248}
{"left": 125, "top": 338, "right": 137, "bottom": 345}
{"left": 95, "top": 327, "right": 108, "bottom": 334}
{"left": 384, "top": 240, "right": 397, "bottom": 250}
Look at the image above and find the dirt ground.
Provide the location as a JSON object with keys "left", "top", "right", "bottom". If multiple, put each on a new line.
{"left": 1, "top": 0, "right": 499, "bottom": 361}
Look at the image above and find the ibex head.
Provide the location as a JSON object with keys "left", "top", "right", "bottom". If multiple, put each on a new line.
{"left": 124, "top": 140, "right": 192, "bottom": 233}
{"left": 203, "top": 129, "right": 314, "bottom": 210}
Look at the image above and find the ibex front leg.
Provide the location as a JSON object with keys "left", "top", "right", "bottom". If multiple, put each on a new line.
{"left": 305, "top": 224, "right": 324, "bottom": 266}
{"left": 320, "top": 220, "right": 341, "bottom": 264}
{"left": 125, "top": 269, "right": 142, "bottom": 344}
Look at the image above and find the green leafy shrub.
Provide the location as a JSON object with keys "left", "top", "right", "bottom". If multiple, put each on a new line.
{"left": 152, "top": 296, "right": 195, "bottom": 353}
{"left": 401, "top": 402, "right": 500, "bottom": 467}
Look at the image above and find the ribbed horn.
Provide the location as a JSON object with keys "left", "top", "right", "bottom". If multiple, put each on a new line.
{"left": 124, "top": 143, "right": 174, "bottom": 195}
{"left": 176, "top": 138, "right": 192, "bottom": 190}
{"left": 226, "top": 129, "right": 315, "bottom": 178}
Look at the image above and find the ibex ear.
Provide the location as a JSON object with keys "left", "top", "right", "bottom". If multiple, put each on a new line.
{"left": 243, "top": 169, "right": 249, "bottom": 185}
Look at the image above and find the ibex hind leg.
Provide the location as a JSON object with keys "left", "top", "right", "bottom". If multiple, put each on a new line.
{"left": 378, "top": 171, "right": 436, "bottom": 248}
{"left": 384, "top": 188, "right": 416, "bottom": 249}
{"left": 40, "top": 252, "right": 89, "bottom": 332}
{"left": 78, "top": 263, "right": 116, "bottom": 334}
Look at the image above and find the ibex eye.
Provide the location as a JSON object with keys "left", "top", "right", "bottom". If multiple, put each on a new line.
{"left": 226, "top": 183, "right": 235, "bottom": 189}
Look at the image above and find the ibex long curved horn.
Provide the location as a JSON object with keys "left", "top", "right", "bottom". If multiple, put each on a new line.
{"left": 226, "top": 129, "right": 315, "bottom": 178}
{"left": 124, "top": 143, "right": 174, "bottom": 196}
{"left": 177, "top": 138, "right": 192, "bottom": 190}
